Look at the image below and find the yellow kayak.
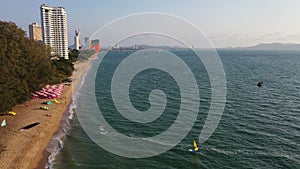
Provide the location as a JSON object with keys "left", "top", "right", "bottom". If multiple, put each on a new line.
{"left": 8, "top": 111, "right": 16, "bottom": 116}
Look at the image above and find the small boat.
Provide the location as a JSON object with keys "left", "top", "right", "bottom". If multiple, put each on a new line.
{"left": 19, "top": 122, "right": 40, "bottom": 131}
{"left": 8, "top": 111, "right": 16, "bottom": 116}
{"left": 40, "top": 106, "right": 49, "bottom": 110}
{"left": 189, "top": 140, "right": 200, "bottom": 154}
{"left": 257, "top": 81, "right": 263, "bottom": 87}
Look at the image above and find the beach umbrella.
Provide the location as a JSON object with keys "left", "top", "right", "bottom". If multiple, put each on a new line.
{"left": 31, "top": 93, "right": 38, "bottom": 99}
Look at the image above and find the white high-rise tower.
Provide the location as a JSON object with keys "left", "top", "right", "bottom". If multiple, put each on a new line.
{"left": 40, "top": 4, "right": 69, "bottom": 59}
{"left": 74, "top": 30, "right": 81, "bottom": 50}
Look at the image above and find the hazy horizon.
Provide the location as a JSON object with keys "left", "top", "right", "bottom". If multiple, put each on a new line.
{"left": 1, "top": 0, "right": 299, "bottom": 48}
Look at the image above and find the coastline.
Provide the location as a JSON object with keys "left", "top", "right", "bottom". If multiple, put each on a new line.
{"left": 0, "top": 53, "right": 98, "bottom": 169}
{"left": 35, "top": 100, "right": 73, "bottom": 169}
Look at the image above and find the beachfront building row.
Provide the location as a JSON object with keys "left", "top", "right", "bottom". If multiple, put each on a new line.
{"left": 40, "top": 4, "right": 69, "bottom": 59}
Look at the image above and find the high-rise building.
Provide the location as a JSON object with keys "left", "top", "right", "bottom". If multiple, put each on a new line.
{"left": 28, "top": 22, "right": 42, "bottom": 41}
{"left": 74, "top": 30, "right": 81, "bottom": 50}
{"left": 84, "top": 37, "right": 89, "bottom": 44}
{"left": 40, "top": 4, "right": 69, "bottom": 59}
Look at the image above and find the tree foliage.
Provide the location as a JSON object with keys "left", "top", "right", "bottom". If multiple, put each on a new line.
{"left": 0, "top": 21, "right": 78, "bottom": 113}
{"left": 0, "top": 21, "right": 54, "bottom": 113}
{"left": 51, "top": 57, "right": 74, "bottom": 84}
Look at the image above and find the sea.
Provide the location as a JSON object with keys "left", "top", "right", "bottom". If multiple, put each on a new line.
{"left": 46, "top": 50, "right": 300, "bottom": 169}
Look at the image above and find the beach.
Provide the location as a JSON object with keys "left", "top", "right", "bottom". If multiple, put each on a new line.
{"left": 0, "top": 54, "right": 97, "bottom": 169}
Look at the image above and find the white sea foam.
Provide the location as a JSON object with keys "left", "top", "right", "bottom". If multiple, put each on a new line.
{"left": 45, "top": 55, "right": 99, "bottom": 169}
{"left": 45, "top": 130, "right": 65, "bottom": 169}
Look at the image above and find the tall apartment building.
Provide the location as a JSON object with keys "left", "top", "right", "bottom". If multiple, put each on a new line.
{"left": 28, "top": 22, "right": 42, "bottom": 41}
{"left": 40, "top": 4, "right": 68, "bottom": 59}
{"left": 74, "top": 30, "right": 81, "bottom": 50}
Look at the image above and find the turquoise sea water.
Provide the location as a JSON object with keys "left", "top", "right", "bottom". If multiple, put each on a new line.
{"left": 49, "top": 50, "right": 300, "bottom": 169}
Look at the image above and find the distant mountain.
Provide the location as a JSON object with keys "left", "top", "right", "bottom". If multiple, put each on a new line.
{"left": 226, "top": 43, "right": 300, "bottom": 50}
{"left": 135, "top": 44, "right": 186, "bottom": 50}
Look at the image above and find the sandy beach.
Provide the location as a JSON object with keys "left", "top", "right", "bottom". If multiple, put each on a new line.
{"left": 0, "top": 54, "right": 97, "bottom": 169}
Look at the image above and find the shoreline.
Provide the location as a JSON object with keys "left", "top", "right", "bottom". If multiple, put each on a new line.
{"left": 0, "top": 53, "right": 98, "bottom": 169}
{"left": 34, "top": 100, "right": 72, "bottom": 169}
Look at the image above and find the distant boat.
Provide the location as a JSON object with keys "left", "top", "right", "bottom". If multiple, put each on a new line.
{"left": 189, "top": 140, "right": 200, "bottom": 154}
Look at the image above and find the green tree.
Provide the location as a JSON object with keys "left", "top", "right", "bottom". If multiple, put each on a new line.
{"left": 0, "top": 21, "right": 53, "bottom": 113}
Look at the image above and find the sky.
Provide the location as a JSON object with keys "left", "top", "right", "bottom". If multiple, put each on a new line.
{"left": 1, "top": 0, "right": 300, "bottom": 48}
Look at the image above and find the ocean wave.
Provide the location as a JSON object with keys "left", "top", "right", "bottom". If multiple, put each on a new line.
{"left": 67, "top": 102, "right": 76, "bottom": 120}
{"left": 45, "top": 132, "right": 65, "bottom": 169}
{"left": 68, "top": 59, "right": 93, "bottom": 120}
